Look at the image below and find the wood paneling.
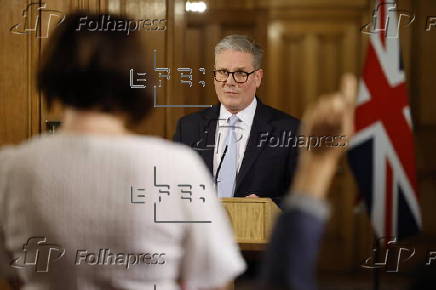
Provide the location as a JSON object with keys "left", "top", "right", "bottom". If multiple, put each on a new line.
{"left": 209, "top": 0, "right": 368, "bottom": 10}
{"left": 268, "top": 13, "right": 361, "bottom": 117}
{"left": 401, "top": 0, "right": 436, "bottom": 253}
{"left": 118, "top": 0, "right": 168, "bottom": 137}
{"left": 0, "top": 0, "right": 41, "bottom": 145}
{"left": 411, "top": 0, "right": 436, "bottom": 126}
{"left": 267, "top": 4, "right": 366, "bottom": 272}
{"left": 410, "top": 0, "right": 436, "bottom": 248}
{"left": 164, "top": 0, "right": 187, "bottom": 138}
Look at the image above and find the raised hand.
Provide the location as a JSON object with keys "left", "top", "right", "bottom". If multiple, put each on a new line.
{"left": 292, "top": 73, "right": 358, "bottom": 199}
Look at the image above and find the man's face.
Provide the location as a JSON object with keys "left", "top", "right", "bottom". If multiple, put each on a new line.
{"left": 214, "top": 49, "right": 263, "bottom": 113}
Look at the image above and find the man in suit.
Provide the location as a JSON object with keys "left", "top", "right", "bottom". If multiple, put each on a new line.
{"left": 173, "top": 34, "right": 299, "bottom": 205}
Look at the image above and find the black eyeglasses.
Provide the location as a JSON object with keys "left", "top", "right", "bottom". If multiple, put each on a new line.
{"left": 213, "top": 69, "right": 258, "bottom": 83}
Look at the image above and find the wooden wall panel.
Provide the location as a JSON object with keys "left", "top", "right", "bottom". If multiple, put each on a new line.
{"left": 265, "top": 0, "right": 367, "bottom": 9}
{"left": 267, "top": 7, "right": 365, "bottom": 271}
{"left": 115, "top": 0, "right": 168, "bottom": 137}
{"left": 0, "top": 0, "right": 41, "bottom": 145}
{"left": 411, "top": 1, "right": 436, "bottom": 244}
{"left": 411, "top": 0, "right": 436, "bottom": 127}
{"left": 209, "top": 0, "right": 368, "bottom": 10}
{"left": 164, "top": 0, "right": 187, "bottom": 138}
{"left": 268, "top": 17, "right": 361, "bottom": 118}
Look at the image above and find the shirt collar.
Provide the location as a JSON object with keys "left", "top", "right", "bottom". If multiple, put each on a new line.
{"left": 219, "top": 97, "right": 257, "bottom": 126}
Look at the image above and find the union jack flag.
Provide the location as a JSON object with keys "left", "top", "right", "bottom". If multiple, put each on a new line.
{"left": 347, "top": 0, "right": 421, "bottom": 239}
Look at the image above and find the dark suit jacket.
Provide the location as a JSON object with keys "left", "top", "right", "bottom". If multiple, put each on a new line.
{"left": 258, "top": 208, "right": 326, "bottom": 290}
{"left": 173, "top": 98, "right": 300, "bottom": 206}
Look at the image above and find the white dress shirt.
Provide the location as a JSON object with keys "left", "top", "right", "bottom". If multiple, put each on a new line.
{"left": 213, "top": 97, "right": 257, "bottom": 177}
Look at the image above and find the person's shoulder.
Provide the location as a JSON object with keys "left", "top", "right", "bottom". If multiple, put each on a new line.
{"left": 0, "top": 135, "right": 51, "bottom": 177}
{"left": 0, "top": 134, "right": 49, "bottom": 157}
{"left": 132, "top": 135, "right": 190, "bottom": 150}
{"left": 0, "top": 144, "right": 17, "bottom": 163}
{"left": 130, "top": 135, "right": 210, "bottom": 177}
{"left": 129, "top": 135, "right": 202, "bottom": 160}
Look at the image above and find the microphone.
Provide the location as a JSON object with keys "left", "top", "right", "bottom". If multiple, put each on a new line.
{"left": 215, "top": 145, "right": 228, "bottom": 186}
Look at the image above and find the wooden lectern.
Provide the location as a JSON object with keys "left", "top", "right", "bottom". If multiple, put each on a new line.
{"left": 221, "top": 197, "right": 281, "bottom": 251}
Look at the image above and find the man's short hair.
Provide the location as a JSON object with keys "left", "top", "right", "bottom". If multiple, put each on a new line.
{"left": 38, "top": 12, "right": 152, "bottom": 124}
{"left": 214, "top": 34, "right": 264, "bottom": 70}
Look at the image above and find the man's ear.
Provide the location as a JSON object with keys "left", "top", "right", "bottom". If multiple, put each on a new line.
{"left": 255, "top": 69, "right": 263, "bottom": 88}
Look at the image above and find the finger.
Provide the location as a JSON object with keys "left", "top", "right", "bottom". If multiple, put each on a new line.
{"left": 340, "top": 73, "right": 358, "bottom": 107}
{"left": 330, "top": 93, "right": 346, "bottom": 113}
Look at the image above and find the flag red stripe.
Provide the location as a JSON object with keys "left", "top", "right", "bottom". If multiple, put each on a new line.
{"left": 356, "top": 44, "right": 418, "bottom": 194}
{"left": 378, "top": 0, "right": 386, "bottom": 48}
{"left": 349, "top": 0, "right": 421, "bottom": 239}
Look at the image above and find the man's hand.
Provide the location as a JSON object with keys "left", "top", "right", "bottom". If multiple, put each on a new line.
{"left": 292, "top": 73, "right": 357, "bottom": 199}
{"left": 246, "top": 194, "right": 259, "bottom": 198}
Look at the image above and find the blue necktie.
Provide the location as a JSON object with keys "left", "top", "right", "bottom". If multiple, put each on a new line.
{"left": 217, "top": 115, "right": 239, "bottom": 197}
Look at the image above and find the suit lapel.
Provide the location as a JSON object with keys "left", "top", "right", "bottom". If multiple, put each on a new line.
{"left": 235, "top": 100, "right": 272, "bottom": 193}
{"left": 197, "top": 105, "right": 220, "bottom": 175}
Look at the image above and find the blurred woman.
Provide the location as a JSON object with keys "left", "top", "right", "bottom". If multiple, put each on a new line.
{"left": 0, "top": 12, "right": 244, "bottom": 290}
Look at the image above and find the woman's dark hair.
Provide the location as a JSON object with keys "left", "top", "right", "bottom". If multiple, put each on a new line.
{"left": 38, "top": 11, "right": 152, "bottom": 123}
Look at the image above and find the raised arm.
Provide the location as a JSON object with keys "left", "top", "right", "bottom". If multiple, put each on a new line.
{"left": 259, "top": 74, "right": 357, "bottom": 290}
